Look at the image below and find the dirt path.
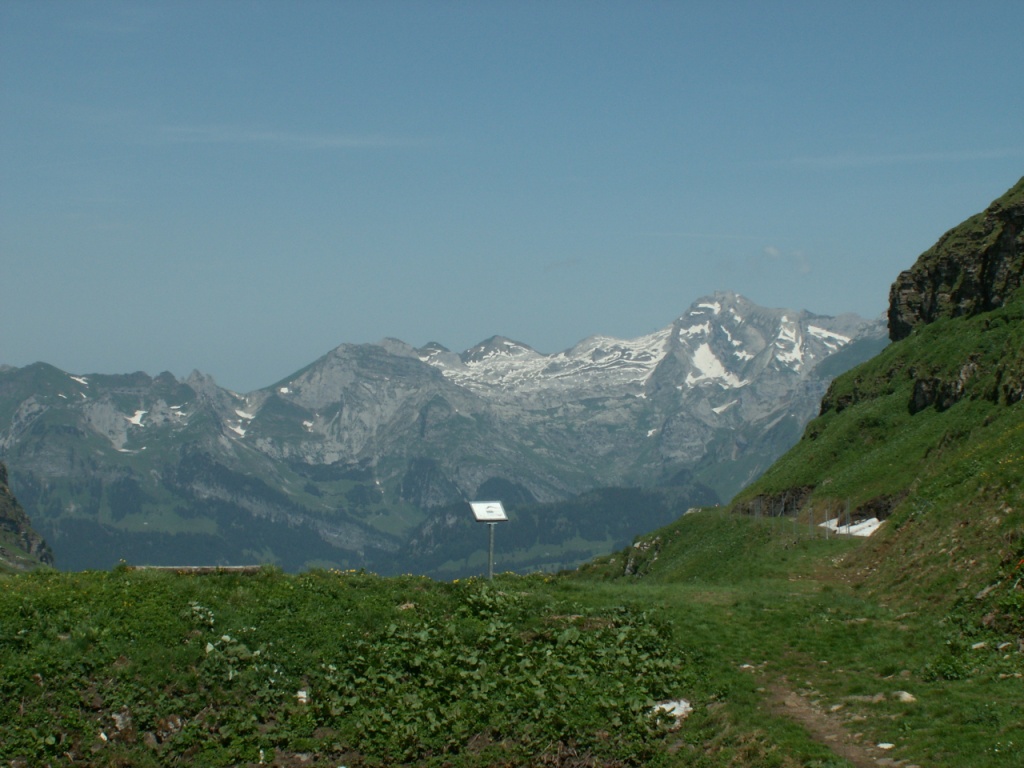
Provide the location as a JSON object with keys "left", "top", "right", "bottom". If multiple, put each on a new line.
{"left": 763, "top": 677, "right": 919, "bottom": 768}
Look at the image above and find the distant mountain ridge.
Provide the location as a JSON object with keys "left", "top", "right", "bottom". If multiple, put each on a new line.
{"left": 0, "top": 292, "right": 885, "bottom": 573}
{"left": 256, "top": 291, "right": 883, "bottom": 500}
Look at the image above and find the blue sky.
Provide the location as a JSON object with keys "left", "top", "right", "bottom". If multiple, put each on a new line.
{"left": 2, "top": 1, "right": 1022, "bottom": 392}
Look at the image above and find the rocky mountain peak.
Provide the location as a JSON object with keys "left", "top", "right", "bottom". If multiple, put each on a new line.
{"left": 460, "top": 336, "right": 540, "bottom": 365}
{"left": 664, "top": 292, "right": 874, "bottom": 392}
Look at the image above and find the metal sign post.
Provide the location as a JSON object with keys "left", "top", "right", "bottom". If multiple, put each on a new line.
{"left": 487, "top": 522, "right": 496, "bottom": 580}
{"left": 469, "top": 501, "right": 508, "bottom": 580}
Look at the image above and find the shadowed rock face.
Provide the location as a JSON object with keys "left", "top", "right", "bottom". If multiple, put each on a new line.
{"left": 0, "top": 462, "right": 54, "bottom": 568}
{"left": 888, "top": 177, "right": 1024, "bottom": 342}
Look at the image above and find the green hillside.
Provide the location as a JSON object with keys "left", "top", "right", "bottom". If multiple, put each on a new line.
{"left": 743, "top": 292, "right": 1024, "bottom": 509}
{"left": 569, "top": 286, "right": 1023, "bottom": 762}
{"left": 573, "top": 180, "right": 1024, "bottom": 765}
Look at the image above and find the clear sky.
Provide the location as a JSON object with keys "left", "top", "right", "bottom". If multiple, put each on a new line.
{"left": 2, "top": 1, "right": 1022, "bottom": 393}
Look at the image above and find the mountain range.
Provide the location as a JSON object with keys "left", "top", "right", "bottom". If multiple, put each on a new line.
{"left": 0, "top": 291, "right": 885, "bottom": 573}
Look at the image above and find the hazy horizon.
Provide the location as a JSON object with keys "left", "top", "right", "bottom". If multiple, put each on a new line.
{"left": 2, "top": 1, "right": 1022, "bottom": 391}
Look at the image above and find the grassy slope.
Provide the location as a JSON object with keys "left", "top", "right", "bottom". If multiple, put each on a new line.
{"left": 566, "top": 289, "right": 1024, "bottom": 766}
{"left": 576, "top": 497, "right": 1023, "bottom": 766}
{"left": 746, "top": 296, "right": 1024, "bottom": 505}
{"left": 739, "top": 289, "right": 1024, "bottom": 623}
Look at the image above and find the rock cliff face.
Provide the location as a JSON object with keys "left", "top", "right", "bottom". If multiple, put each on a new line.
{"left": 0, "top": 461, "right": 54, "bottom": 569}
{"left": 888, "top": 177, "right": 1024, "bottom": 341}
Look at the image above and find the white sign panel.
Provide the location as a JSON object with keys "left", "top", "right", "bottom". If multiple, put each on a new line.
{"left": 469, "top": 500, "right": 508, "bottom": 522}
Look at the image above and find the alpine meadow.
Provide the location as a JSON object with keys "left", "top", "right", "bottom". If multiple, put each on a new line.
{"left": 1, "top": 179, "right": 1022, "bottom": 767}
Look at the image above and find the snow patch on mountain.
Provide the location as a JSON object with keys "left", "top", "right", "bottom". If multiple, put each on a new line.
{"left": 808, "top": 325, "right": 851, "bottom": 351}
{"left": 125, "top": 410, "right": 147, "bottom": 426}
{"left": 685, "top": 344, "right": 748, "bottom": 389}
{"left": 774, "top": 316, "right": 804, "bottom": 370}
{"left": 680, "top": 322, "right": 711, "bottom": 338}
{"left": 427, "top": 328, "right": 672, "bottom": 396}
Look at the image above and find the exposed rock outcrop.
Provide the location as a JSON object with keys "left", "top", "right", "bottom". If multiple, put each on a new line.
{"left": 907, "top": 356, "right": 980, "bottom": 414}
{"left": 888, "top": 177, "right": 1024, "bottom": 341}
{"left": 0, "top": 461, "right": 54, "bottom": 569}
{"left": 733, "top": 486, "right": 815, "bottom": 517}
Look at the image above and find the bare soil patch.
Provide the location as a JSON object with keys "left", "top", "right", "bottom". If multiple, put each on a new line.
{"left": 763, "top": 677, "right": 919, "bottom": 768}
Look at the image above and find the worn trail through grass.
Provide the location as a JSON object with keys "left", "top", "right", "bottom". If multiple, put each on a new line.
{"left": 568, "top": 521, "right": 1018, "bottom": 766}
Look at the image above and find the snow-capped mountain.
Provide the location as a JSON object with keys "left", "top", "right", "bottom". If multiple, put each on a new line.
{"left": 416, "top": 292, "right": 870, "bottom": 401}
{"left": 0, "top": 292, "right": 886, "bottom": 572}
{"left": 423, "top": 330, "right": 670, "bottom": 397}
